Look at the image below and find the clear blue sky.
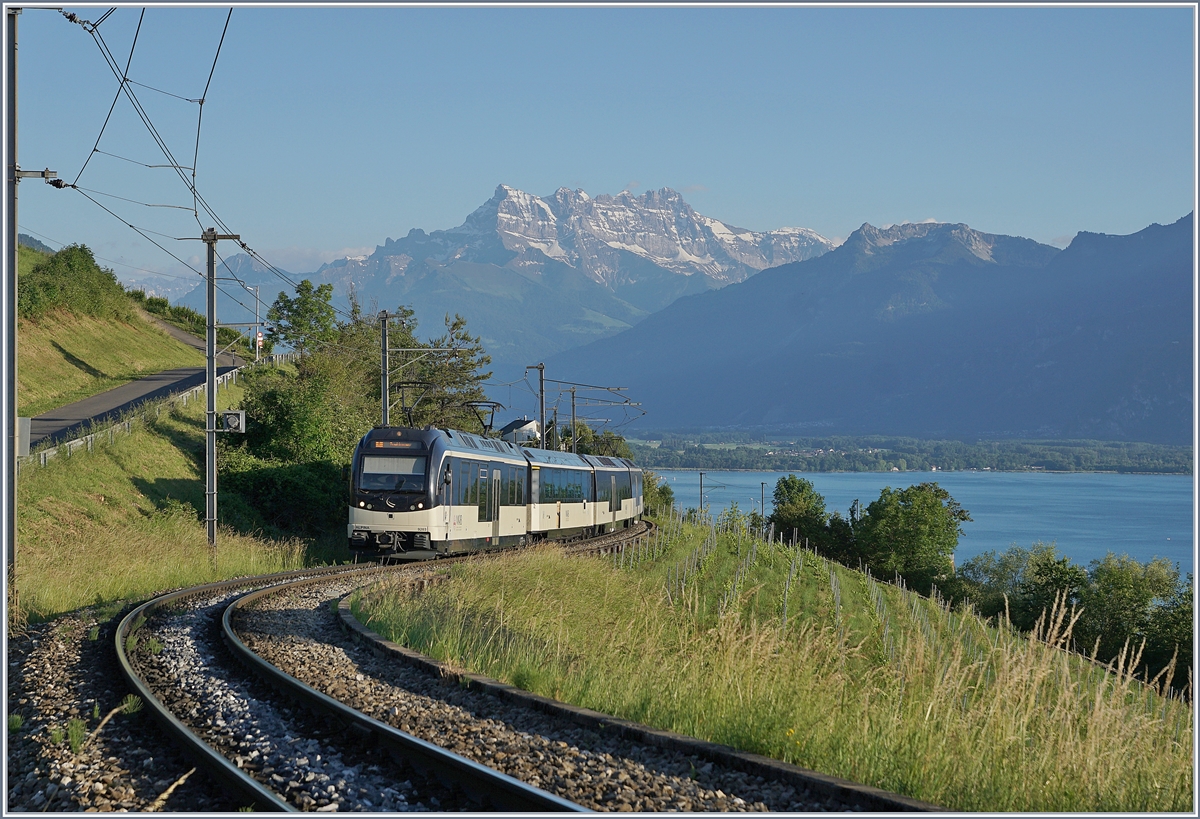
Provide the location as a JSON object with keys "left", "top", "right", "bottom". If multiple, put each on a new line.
{"left": 13, "top": 3, "right": 1196, "bottom": 284}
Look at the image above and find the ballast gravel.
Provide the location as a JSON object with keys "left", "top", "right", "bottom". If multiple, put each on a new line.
{"left": 235, "top": 578, "right": 861, "bottom": 812}
{"left": 131, "top": 586, "right": 460, "bottom": 811}
{"left": 6, "top": 611, "right": 236, "bottom": 812}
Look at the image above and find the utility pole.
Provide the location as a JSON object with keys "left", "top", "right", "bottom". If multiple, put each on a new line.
{"left": 761, "top": 481, "right": 767, "bottom": 540}
{"left": 203, "top": 228, "right": 238, "bottom": 547}
{"left": 380, "top": 310, "right": 389, "bottom": 425}
{"left": 699, "top": 472, "right": 705, "bottom": 521}
{"left": 252, "top": 285, "right": 260, "bottom": 362}
{"left": 6, "top": 7, "right": 56, "bottom": 586}
{"left": 526, "top": 363, "right": 545, "bottom": 449}
{"left": 570, "top": 386, "right": 577, "bottom": 454}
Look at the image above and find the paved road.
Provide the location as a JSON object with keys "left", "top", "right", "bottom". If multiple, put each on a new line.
{"left": 29, "top": 314, "right": 250, "bottom": 448}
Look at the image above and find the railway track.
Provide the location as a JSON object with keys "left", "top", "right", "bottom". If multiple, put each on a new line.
{"left": 12, "top": 523, "right": 941, "bottom": 812}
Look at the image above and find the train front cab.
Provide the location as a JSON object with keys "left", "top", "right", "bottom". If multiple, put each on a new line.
{"left": 347, "top": 427, "right": 444, "bottom": 558}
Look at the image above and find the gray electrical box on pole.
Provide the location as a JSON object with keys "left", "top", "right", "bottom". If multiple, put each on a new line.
{"left": 203, "top": 228, "right": 239, "bottom": 547}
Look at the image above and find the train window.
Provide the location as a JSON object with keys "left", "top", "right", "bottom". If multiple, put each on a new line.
{"left": 617, "top": 471, "right": 632, "bottom": 503}
{"left": 596, "top": 473, "right": 612, "bottom": 505}
{"left": 517, "top": 469, "right": 525, "bottom": 505}
{"left": 360, "top": 455, "right": 426, "bottom": 492}
{"left": 457, "top": 461, "right": 470, "bottom": 506}
{"left": 477, "top": 466, "right": 489, "bottom": 521}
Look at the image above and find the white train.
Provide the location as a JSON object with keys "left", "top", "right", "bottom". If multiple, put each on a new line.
{"left": 347, "top": 425, "right": 643, "bottom": 559}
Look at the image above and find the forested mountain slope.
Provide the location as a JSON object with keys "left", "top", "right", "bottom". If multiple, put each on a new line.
{"left": 551, "top": 214, "right": 1193, "bottom": 444}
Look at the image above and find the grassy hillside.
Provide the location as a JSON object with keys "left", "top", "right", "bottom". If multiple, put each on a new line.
{"left": 17, "top": 245, "right": 205, "bottom": 417}
{"left": 18, "top": 309, "right": 205, "bottom": 417}
{"left": 352, "top": 517, "right": 1192, "bottom": 812}
{"left": 14, "top": 380, "right": 342, "bottom": 623}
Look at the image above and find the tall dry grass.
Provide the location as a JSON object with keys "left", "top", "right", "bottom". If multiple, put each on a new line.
{"left": 352, "top": 532, "right": 1193, "bottom": 812}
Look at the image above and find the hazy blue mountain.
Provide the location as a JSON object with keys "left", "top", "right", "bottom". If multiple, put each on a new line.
{"left": 175, "top": 252, "right": 289, "bottom": 334}
{"left": 549, "top": 214, "right": 1193, "bottom": 444}
{"left": 18, "top": 233, "right": 53, "bottom": 254}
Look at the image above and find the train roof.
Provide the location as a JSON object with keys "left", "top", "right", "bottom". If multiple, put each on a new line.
{"left": 443, "top": 428, "right": 524, "bottom": 457}
{"left": 358, "top": 427, "right": 639, "bottom": 471}
{"left": 521, "top": 447, "right": 593, "bottom": 469}
{"left": 580, "top": 454, "right": 637, "bottom": 470}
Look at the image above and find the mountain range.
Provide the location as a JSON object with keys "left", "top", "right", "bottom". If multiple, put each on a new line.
{"left": 177, "top": 186, "right": 833, "bottom": 368}
{"left": 172, "top": 190, "right": 1193, "bottom": 444}
{"left": 549, "top": 214, "right": 1193, "bottom": 445}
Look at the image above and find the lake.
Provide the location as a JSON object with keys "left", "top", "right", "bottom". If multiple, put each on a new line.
{"left": 653, "top": 469, "right": 1195, "bottom": 573}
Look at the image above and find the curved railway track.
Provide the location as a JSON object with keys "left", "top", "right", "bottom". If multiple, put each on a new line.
{"left": 14, "top": 523, "right": 941, "bottom": 812}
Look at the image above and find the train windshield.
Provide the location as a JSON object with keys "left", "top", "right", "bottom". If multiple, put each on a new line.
{"left": 359, "top": 455, "right": 427, "bottom": 492}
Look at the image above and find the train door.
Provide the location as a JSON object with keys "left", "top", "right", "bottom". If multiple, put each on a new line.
{"left": 610, "top": 474, "right": 617, "bottom": 528}
{"left": 442, "top": 462, "right": 451, "bottom": 528}
{"left": 491, "top": 469, "right": 502, "bottom": 540}
{"left": 476, "top": 464, "right": 489, "bottom": 526}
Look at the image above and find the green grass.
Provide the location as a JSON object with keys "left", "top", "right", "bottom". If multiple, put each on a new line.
{"left": 66, "top": 718, "right": 87, "bottom": 753}
{"left": 352, "top": 516, "right": 1193, "bottom": 812}
{"left": 14, "top": 378, "right": 344, "bottom": 622}
{"left": 18, "top": 308, "right": 205, "bottom": 417}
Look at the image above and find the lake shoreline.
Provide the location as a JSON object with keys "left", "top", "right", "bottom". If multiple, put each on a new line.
{"left": 653, "top": 469, "right": 1194, "bottom": 572}
{"left": 645, "top": 466, "right": 1192, "bottom": 476}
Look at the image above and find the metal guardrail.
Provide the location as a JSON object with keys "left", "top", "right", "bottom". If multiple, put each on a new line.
{"left": 17, "top": 353, "right": 300, "bottom": 473}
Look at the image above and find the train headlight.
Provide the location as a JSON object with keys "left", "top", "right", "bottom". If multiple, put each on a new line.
{"left": 359, "top": 501, "right": 365, "bottom": 507}
{"left": 417, "top": 502, "right": 424, "bottom": 509}
{"left": 366, "top": 504, "right": 373, "bottom": 510}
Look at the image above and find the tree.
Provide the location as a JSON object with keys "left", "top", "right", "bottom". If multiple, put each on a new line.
{"left": 642, "top": 470, "right": 675, "bottom": 516}
{"left": 1144, "top": 572, "right": 1192, "bottom": 691}
{"left": 1012, "top": 547, "right": 1089, "bottom": 632}
{"left": 958, "top": 542, "right": 1056, "bottom": 621}
{"left": 19, "top": 244, "right": 132, "bottom": 321}
{"left": 394, "top": 312, "right": 492, "bottom": 433}
{"left": 768, "top": 475, "right": 828, "bottom": 549}
{"left": 267, "top": 279, "right": 337, "bottom": 353}
{"left": 854, "top": 482, "right": 970, "bottom": 593}
{"left": 563, "top": 419, "right": 633, "bottom": 459}
{"left": 1075, "top": 552, "right": 1179, "bottom": 663}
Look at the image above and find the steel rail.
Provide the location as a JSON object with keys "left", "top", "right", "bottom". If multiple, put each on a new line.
{"left": 222, "top": 574, "right": 588, "bottom": 812}
{"left": 111, "top": 523, "right": 649, "bottom": 811}
{"left": 113, "top": 563, "right": 382, "bottom": 812}
{"left": 338, "top": 519, "right": 944, "bottom": 813}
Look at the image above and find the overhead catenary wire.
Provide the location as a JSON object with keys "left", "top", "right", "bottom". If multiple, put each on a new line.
{"left": 17, "top": 224, "right": 196, "bottom": 280}
{"left": 126, "top": 78, "right": 201, "bottom": 103}
{"left": 79, "top": 16, "right": 201, "bottom": 218}
{"left": 69, "top": 187, "right": 204, "bottom": 277}
{"left": 72, "top": 184, "right": 195, "bottom": 211}
{"left": 60, "top": 8, "right": 361, "bottom": 326}
{"left": 93, "top": 148, "right": 193, "bottom": 170}
{"left": 69, "top": 8, "right": 144, "bottom": 186}
{"left": 66, "top": 187, "right": 272, "bottom": 317}
{"left": 192, "top": 9, "right": 233, "bottom": 217}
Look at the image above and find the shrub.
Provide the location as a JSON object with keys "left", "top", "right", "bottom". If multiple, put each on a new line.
{"left": 219, "top": 445, "right": 345, "bottom": 536}
{"left": 19, "top": 245, "right": 133, "bottom": 321}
